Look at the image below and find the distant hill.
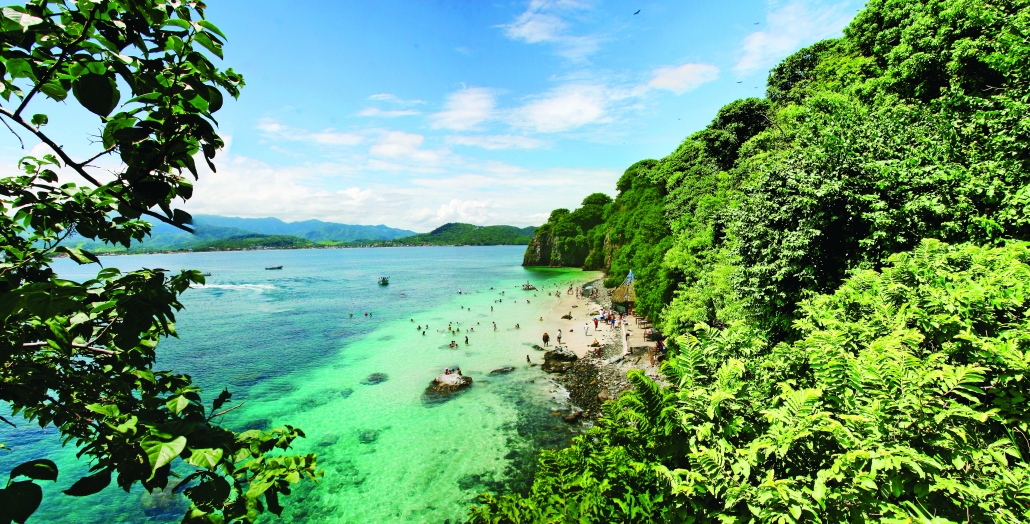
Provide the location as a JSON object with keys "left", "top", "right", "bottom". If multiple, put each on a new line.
{"left": 67, "top": 215, "right": 416, "bottom": 253}
{"left": 190, "top": 215, "right": 415, "bottom": 242}
{"left": 370, "top": 223, "right": 536, "bottom": 246}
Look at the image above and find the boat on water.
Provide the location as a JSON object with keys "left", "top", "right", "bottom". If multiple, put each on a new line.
{"left": 522, "top": 282, "right": 537, "bottom": 291}
{"left": 378, "top": 276, "right": 390, "bottom": 285}
{"left": 265, "top": 265, "right": 283, "bottom": 270}
{"left": 201, "top": 272, "right": 212, "bottom": 276}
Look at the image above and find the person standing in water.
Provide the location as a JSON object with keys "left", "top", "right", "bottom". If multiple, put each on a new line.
{"left": 557, "top": 329, "right": 562, "bottom": 344}
{"left": 542, "top": 332, "right": 550, "bottom": 346}
{"left": 465, "top": 335, "right": 469, "bottom": 345}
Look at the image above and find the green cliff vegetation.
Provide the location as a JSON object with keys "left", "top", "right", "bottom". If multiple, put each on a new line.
{"left": 357, "top": 222, "right": 536, "bottom": 246}
{"left": 494, "top": 0, "right": 1030, "bottom": 521}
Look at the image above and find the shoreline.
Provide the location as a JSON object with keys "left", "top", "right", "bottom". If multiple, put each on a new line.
{"left": 531, "top": 276, "right": 662, "bottom": 420}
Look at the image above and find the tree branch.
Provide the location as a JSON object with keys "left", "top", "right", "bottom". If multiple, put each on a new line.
{"left": 0, "top": 107, "right": 194, "bottom": 234}
{"left": 13, "top": 9, "right": 98, "bottom": 119}
{"left": 0, "top": 115, "right": 24, "bottom": 148}
{"left": 22, "top": 341, "right": 116, "bottom": 355}
{"left": 209, "top": 401, "right": 245, "bottom": 419}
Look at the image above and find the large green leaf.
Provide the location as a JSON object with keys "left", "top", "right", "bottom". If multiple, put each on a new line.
{"left": 186, "top": 448, "right": 223, "bottom": 470}
{"left": 9, "top": 460, "right": 57, "bottom": 482}
{"left": 141, "top": 435, "right": 187, "bottom": 478}
{"left": 0, "top": 481, "right": 43, "bottom": 524}
{"left": 71, "top": 74, "right": 120, "bottom": 117}
{"left": 63, "top": 470, "right": 111, "bottom": 497}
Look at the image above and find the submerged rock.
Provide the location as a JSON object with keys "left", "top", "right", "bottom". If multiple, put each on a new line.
{"left": 530, "top": 344, "right": 546, "bottom": 351}
{"left": 561, "top": 313, "right": 573, "bottom": 320}
{"left": 489, "top": 366, "right": 516, "bottom": 375}
{"left": 361, "top": 373, "right": 389, "bottom": 385}
{"left": 422, "top": 373, "right": 473, "bottom": 405}
{"left": 563, "top": 410, "right": 584, "bottom": 423}
{"left": 358, "top": 429, "right": 380, "bottom": 444}
{"left": 542, "top": 346, "right": 578, "bottom": 373}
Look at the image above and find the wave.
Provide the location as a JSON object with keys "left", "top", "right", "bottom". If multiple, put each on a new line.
{"left": 194, "top": 283, "right": 276, "bottom": 292}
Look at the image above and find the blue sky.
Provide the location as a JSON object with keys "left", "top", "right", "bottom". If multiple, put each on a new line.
{"left": 4, "top": 0, "right": 866, "bottom": 232}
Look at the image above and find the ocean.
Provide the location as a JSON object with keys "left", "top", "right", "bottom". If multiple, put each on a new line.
{"left": 1, "top": 246, "right": 596, "bottom": 523}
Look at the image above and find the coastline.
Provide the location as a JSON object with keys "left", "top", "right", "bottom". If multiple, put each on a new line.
{"left": 531, "top": 276, "right": 662, "bottom": 420}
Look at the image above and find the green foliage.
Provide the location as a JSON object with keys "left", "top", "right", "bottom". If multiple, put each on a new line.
{"left": 0, "top": 1, "right": 318, "bottom": 522}
{"left": 194, "top": 234, "right": 316, "bottom": 251}
{"left": 373, "top": 222, "right": 535, "bottom": 246}
{"left": 489, "top": 0, "right": 1030, "bottom": 521}
{"left": 474, "top": 240, "right": 1030, "bottom": 522}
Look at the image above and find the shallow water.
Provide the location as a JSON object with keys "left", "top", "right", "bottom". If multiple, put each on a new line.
{"left": 0, "top": 246, "right": 596, "bottom": 523}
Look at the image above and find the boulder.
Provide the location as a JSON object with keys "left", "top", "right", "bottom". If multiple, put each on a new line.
{"left": 422, "top": 373, "right": 473, "bottom": 405}
{"left": 561, "top": 313, "right": 573, "bottom": 320}
{"left": 563, "top": 410, "right": 584, "bottom": 423}
{"left": 489, "top": 366, "right": 516, "bottom": 375}
{"left": 542, "top": 346, "right": 578, "bottom": 373}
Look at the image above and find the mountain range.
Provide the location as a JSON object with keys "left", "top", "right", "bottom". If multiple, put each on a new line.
{"left": 67, "top": 216, "right": 535, "bottom": 253}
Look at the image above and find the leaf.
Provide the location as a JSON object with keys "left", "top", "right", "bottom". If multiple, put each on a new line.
{"left": 167, "top": 395, "right": 190, "bottom": 415}
{"left": 85, "top": 403, "right": 119, "bottom": 417}
{"left": 173, "top": 209, "right": 193, "bottom": 225}
{"left": 2, "top": 7, "right": 42, "bottom": 30}
{"left": 56, "top": 246, "right": 100, "bottom": 265}
{"left": 9, "top": 460, "right": 57, "bottom": 482}
{"left": 186, "top": 448, "right": 223, "bottom": 470}
{"left": 63, "top": 470, "right": 111, "bottom": 497}
{"left": 72, "top": 74, "right": 120, "bottom": 117}
{"left": 38, "top": 81, "right": 66, "bottom": 101}
{"left": 197, "top": 20, "right": 227, "bottom": 39}
{"left": 30, "top": 114, "right": 47, "bottom": 127}
{"left": 212, "top": 389, "right": 231, "bottom": 411}
{"left": 193, "top": 32, "right": 223, "bottom": 59}
{"left": 205, "top": 86, "right": 223, "bottom": 113}
{"left": 141, "top": 435, "right": 187, "bottom": 478}
{"left": 0, "top": 481, "right": 42, "bottom": 524}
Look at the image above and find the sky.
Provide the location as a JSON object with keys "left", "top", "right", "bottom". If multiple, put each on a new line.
{"left": 1, "top": 0, "right": 867, "bottom": 232}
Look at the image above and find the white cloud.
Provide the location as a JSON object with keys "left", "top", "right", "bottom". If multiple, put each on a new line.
{"left": 648, "top": 63, "right": 720, "bottom": 94}
{"left": 257, "top": 118, "right": 363, "bottom": 146}
{"left": 500, "top": 0, "right": 601, "bottom": 61}
{"left": 446, "top": 134, "right": 545, "bottom": 150}
{"left": 368, "top": 93, "right": 423, "bottom": 104}
{"left": 432, "top": 199, "right": 493, "bottom": 224}
{"left": 357, "top": 107, "right": 422, "bottom": 117}
{"left": 508, "top": 84, "right": 610, "bottom": 133}
{"left": 369, "top": 132, "right": 425, "bottom": 158}
{"left": 429, "top": 87, "right": 496, "bottom": 131}
{"left": 734, "top": 1, "right": 853, "bottom": 74}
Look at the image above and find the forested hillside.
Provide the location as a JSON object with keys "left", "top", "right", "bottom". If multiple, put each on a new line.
{"left": 494, "top": 0, "right": 1030, "bottom": 521}
{"left": 362, "top": 223, "right": 535, "bottom": 246}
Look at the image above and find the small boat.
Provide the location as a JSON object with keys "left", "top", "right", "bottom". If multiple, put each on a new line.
{"left": 522, "top": 282, "right": 537, "bottom": 291}
{"left": 265, "top": 265, "right": 283, "bottom": 270}
{"left": 201, "top": 272, "right": 212, "bottom": 276}
{"left": 378, "top": 276, "right": 390, "bottom": 285}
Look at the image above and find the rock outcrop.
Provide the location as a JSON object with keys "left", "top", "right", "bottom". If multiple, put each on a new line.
{"left": 422, "top": 373, "right": 473, "bottom": 405}
{"left": 489, "top": 366, "right": 516, "bottom": 375}
{"left": 541, "top": 346, "right": 578, "bottom": 373}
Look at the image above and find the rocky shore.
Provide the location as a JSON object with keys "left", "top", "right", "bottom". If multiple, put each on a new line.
{"left": 538, "top": 278, "right": 662, "bottom": 420}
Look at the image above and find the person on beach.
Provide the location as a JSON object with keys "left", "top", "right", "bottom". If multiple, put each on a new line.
{"left": 584, "top": 322, "right": 589, "bottom": 335}
{"left": 526, "top": 355, "right": 530, "bottom": 363}
{"left": 557, "top": 329, "right": 562, "bottom": 344}
{"left": 543, "top": 332, "right": 550, "bottom": 346}
{"left": 493, "top": 322, "right": 497, "bottom": 331}
{"left": 593, "top": 318, "right": 598, "bottom": 330}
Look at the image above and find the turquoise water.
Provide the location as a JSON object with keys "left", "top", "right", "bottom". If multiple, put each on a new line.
{"left": 1, "top": 246, "right": 595, "bottom": 523}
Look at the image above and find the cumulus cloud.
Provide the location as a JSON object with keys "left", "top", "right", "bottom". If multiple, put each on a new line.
{"left": 257, "top": 118, "right": 363, "bottom": 146}
{"left": 429, "top": 87, "right": 496, "bottom": 130}
{"left": 446, "top": 134, "right": 545, "bottom": 150}
{"left": 508, "top": 84, "right": 611, "bottom": 133}
{"left": 648, "top": 63, "right": 720, "bottom": 94}
{"left": 735, "top": 1, "right": 853, "bottom": 74}
{"left": 500, "top": 0, "right": 601, "bottom": 60}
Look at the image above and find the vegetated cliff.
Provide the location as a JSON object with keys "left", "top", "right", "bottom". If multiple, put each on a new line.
{"left": 476, "top": 0, "right": 1030, "bottom": 521}
{"left": 522, "top": 193, "right": 612, "bottom": 267}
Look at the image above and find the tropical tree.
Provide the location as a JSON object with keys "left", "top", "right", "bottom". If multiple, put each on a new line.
{"left": 0, "top": 1, "right": 318, "bottom": 522}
